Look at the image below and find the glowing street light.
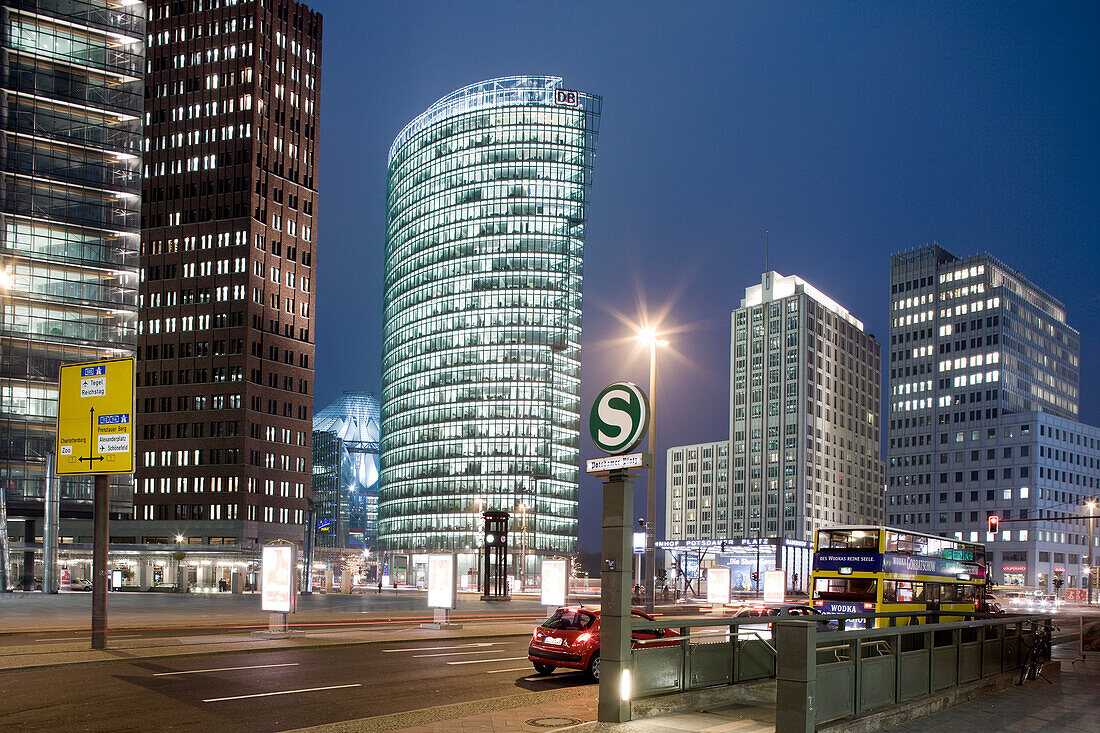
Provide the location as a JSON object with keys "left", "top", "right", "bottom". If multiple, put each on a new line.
{"left": 636, "top": 326, "right": 667, "bottom": 612}
{"left": 517, "top": 502, "right": 529, "bottom": 590}
{"left": 1088, "top": 499, "right": 1097, "bottom": 605}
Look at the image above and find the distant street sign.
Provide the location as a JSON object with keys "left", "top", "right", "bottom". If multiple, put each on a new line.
{"left": 55, "top": 358, "right": 135, "bottom": 475}
{"left": 589, "top": 382, "right": 649, "bottom": 455}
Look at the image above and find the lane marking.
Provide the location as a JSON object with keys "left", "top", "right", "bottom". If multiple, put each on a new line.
{"left": 446, "top": 657, "right": 528, "bottom": 665}
{"left": 203, "top": 683, "right": 361, "bottom": 703}
{"left": 412, "top": 650, "right": 499, "bottom": 658}
{"left": 382, "top": 643, "right": 496, "bottom": 653}
{"left": 486, "top": 666, "right": 533, "bottom": 674}
{"left": 154, "top": 663, "right": 299, "bottom": 677}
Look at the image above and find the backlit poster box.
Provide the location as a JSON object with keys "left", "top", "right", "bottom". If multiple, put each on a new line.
{"left": 541, "top": 558, "right": 568, "bottom": 607}
{"left": 706, "top": 566, "right": 731, "bottom": 606}
{"left": 427, "top": 552, "right": 456, "bottom": 609}
{"left": 262, "top": 544, "right": 297, "bottom": 613}
{"left": 763, "top": 569, "right": 786, "bottom": 604}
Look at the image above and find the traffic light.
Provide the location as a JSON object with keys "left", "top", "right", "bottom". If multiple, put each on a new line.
{"left": 751, "top": 572, "right": 759, "bottom": 583}
{"left": 987, "top": 515, "right": 999, "bottom": 534}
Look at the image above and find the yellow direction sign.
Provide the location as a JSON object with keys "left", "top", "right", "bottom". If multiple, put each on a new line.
{"left": 55, "top": 357, "right": 135, "bottom": 475}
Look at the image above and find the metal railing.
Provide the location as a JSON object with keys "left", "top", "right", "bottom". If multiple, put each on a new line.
{"left": 630, "top": 615, "right": 780, "bottom": 698}
{"left": 629, "top": 611, "right": 1053, "bottom": 713}
{"left": 775, "top": 614, "right": 1053, "bottom": 732}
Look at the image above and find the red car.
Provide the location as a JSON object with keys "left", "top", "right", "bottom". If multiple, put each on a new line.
{"left": 528, "top": 606, "right": 678, "bottom": 680}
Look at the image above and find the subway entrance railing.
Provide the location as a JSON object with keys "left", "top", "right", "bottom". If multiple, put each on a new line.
{"left": 628, "top": 612, "right": 1054, "bottom": 730}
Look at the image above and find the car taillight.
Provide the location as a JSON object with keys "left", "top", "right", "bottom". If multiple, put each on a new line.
{"left": 812, "top": 600, "right": 824, "bottom": 607}
{"left": 573, "top": 632, "right": 592, "bottom": 646}
{"left": 862, "top": 603, "right": 875, "bottom": 609}
{"left": 532, "top": 629, "right": 540, "bottom": 640}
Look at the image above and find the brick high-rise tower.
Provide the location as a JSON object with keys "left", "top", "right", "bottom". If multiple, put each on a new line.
{"left": 135, "top": 0, "right": 321, "bottom": 547}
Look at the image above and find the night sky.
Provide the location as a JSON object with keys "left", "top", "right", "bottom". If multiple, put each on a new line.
{"left": 310, "top": 1, "right": 1100, "bottom": 552}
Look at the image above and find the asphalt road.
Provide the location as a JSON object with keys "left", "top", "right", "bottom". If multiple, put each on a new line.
{"left": 0, "top": 634, "right": 585, "bottom": 732}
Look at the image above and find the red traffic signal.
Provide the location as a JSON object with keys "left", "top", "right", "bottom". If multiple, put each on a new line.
{"left": 988, "top": 515, "right": 999, "bottom": 533}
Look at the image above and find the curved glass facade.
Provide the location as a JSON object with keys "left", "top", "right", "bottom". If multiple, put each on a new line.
{"left": 380, "top": 76, "right": 600, "bottom": 577}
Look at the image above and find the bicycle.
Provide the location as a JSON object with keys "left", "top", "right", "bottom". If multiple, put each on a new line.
{"left": 1018, "top": 619, "right": 1054, "bottom": 685}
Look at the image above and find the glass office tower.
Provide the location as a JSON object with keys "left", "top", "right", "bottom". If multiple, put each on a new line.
{"left": 0, "top": 0, "right": 145, "bottom": 524}
{"left": 380, "top": 76, "right": 600, "bottom": 582}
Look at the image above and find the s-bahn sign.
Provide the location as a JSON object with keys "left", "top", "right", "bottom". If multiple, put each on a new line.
{"left": 589, "top": 381, "right": 649, "bottom": 455}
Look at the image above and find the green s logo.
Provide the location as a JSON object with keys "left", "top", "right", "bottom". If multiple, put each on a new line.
{"left": 589, "top": 382, "right": 649, "bottom": 455}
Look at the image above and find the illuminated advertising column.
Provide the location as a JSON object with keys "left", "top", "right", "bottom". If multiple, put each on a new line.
{"left": 706, "top": 566, "right": 731, "bottom": 607}
{"left": 261, "top": 544, "right": 297, "bottom": 635}
{"left": 763, "top": 569, "right": 786, "bottom": 604}
{"left": 421, "top": 552, "right": 460, "bottom": 629}
{"left": 541, "top": 558, "right": 568, "bottom": 615}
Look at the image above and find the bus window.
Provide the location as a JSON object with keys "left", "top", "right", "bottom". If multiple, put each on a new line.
{"left": 943, "top": 584, "right": 977, "bottom": 602}
{"left": 886, "top": 531, "right": 914, "bottom": 554}
{"left": 884, "top": 581, "right": 925, "bottom": 603}
{"left": 817, "top": 529, "right": 878, "bottom": 551}
{"left": 813, "top": 577, "right": 877, "bottom": 600}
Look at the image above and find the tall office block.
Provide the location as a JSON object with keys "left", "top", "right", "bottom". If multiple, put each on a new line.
{"left": 887, "top": 245, "right": 1095, "bottom": 590}
{"left": 134, "top": 0, "right": 321, "bottom": 547}
{"left": 312, "top": 391, "right": 380, "bottom": 550}
{"left": 0, "top": 1, "right": 145, "bottom": 534}
{"left": 724, "top": 272, "right": 884, "bottom": 541}
{"left": 380, "top": 76, "right": 600, "bottom": 582}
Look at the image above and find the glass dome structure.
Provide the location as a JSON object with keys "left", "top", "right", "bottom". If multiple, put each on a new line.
{"left": 379, "top": 76, "right": 600, "bottom": 580}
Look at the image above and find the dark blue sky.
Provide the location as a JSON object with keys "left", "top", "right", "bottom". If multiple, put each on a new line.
{"left": 310, "top": 2, "right": 1100, "bottom": 552}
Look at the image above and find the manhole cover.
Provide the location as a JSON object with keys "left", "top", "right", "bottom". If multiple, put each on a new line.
{"left": 524, "top": 717, "right": 584, "bottom": 728}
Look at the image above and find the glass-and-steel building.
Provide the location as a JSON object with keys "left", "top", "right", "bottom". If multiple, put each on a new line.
{"left": 0, "top": 0, "right": 145, "bottom": 527}
{"left": 886, "top": 245, "right": 1097, "bottom": 592}
{"left": 312, "top": 391, "right": 380, "bottom": 550}
{"left": 380, "top": 76, "right": 600, "bottom": 582}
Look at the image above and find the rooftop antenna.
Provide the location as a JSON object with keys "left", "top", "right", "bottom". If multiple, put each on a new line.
{"left": 764, "top": 228, "right": 769, "bottom": 274}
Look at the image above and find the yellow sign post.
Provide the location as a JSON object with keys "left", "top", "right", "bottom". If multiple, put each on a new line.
{"left": 55, "top": 356, "right": 134, "bottom": 651}
{"left": 55, "top": 357, "right": 135, "bottom": 476}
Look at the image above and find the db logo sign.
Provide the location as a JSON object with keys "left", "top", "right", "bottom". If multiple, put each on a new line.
{"left": 589, "top": 382, "right": 649, "bottom": 455}
{"left": 555, "top": 89, "right": 580, "bottom": 107}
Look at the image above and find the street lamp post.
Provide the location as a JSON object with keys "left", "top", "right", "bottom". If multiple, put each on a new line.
{"left": 0, "top": 266, "right": 11, "bottom": 593}
{"left": 517, "top": 502, "right": 528, "bottom": 590}
{"left": 471, "top": 498, "right": 485, "bottom": 594}
{"left": 638, "top": 328, "right": 667, "bottom": 613}
{"left": 1088, "top": 499, "right": 1096, "bottom": 606}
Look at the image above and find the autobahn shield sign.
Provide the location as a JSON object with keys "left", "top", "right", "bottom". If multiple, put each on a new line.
{"left": 589, "top": 381, "right": 649, "bottom": 455}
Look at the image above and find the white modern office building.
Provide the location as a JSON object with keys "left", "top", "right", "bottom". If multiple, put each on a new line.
{"left": 665, "top": 272, "right": 885, "bottom": 554}
{"left": 379, "top": 77, "right": 600, "bottom": 585}
{"left": 887, "top": 245, "right": 1097, "bottom": 593}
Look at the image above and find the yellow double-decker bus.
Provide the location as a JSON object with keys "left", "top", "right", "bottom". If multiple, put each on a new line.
{"left": 811, "top": 526, "right": 987, "bottom": 628}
